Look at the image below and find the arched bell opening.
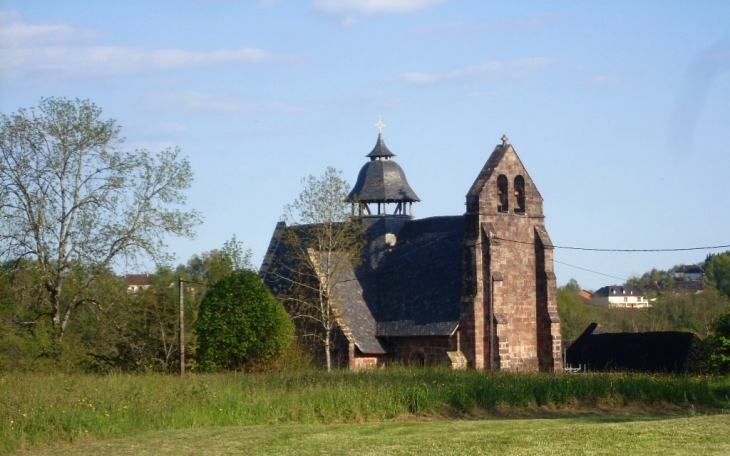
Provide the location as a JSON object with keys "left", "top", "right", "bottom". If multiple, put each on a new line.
{"left": 497, "top": 175, "right": 509, "bottom": 213}
{"left": 514, "top": 175, "right": 525, "bottom": 214}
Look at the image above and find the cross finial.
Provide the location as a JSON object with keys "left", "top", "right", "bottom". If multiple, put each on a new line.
{"left": 375, "top": 116, "right": 386, "bottom": 134}
{"left": 501, "top": 134, "right": 509, "bottom": 146}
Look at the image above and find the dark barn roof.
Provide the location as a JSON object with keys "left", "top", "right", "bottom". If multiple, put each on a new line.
{"left": 566, "top": 323, "right": 700, "bottom": 373}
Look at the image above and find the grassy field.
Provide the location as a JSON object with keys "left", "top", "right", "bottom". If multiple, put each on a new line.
{"left": 2, "top": 369, "right": 729, "bottom": 454}
{"left": 11, "top": 415, "right": 730, "bottom": 455}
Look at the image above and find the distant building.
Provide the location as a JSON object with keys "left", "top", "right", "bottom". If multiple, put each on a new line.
{"left": 123, "top": 274, "right": 152, "bottom": 293}
{"left": 591, "top": 286, "right": 650, "bottom": 308}
{"left": 578, "top": 289, "right": 592, "bottom": 303}
{"left": 674, "top": 264, "right": 703, "bottom": 281}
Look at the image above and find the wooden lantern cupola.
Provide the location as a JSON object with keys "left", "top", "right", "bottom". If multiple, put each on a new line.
{"left": 347, "top": 118, "right": 420, "bottom": 217}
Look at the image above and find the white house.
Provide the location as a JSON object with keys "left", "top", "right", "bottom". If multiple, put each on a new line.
{"left": 123, "top": 274, "right": 153, "bottom": 293}
{"left": 591, "top": 286, "right": 651, "bottom": 308}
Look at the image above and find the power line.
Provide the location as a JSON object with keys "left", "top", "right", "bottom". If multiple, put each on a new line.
{"left": 553, "top": 260, "right": 629, "bottom": 283}
{"left": 493, "top": 236, "right": 730, "bottom": 253}
{"left": 479, "top": 236, "right": 631, "bottom": 283}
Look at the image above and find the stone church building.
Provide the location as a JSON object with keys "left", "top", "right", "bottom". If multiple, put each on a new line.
{"left": 260, "top": 129, "right": 562, "bottom": 371}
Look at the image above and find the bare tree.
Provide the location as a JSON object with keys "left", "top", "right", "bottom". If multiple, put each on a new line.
{"left": 276, "top": 167, "right": 364, "bottom": 371}
{"left": 0, "top": 97, "right": 201, "bottom": 342}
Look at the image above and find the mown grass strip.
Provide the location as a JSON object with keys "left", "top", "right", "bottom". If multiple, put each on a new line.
{"left": 14, "top": 415, "right": 730, "bottom": 456}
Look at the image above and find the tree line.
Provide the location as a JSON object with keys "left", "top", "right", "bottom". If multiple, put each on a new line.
{"left": 0, "top": 97, "right": 351, "bottom": 374}
{"left": 0, "top": 98, "right": 299, "bottom": 373}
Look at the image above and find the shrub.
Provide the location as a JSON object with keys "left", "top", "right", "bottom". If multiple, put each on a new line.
{"left": 703, "top": 308, "right": 730, "bottom": 374}
{"left": 195, "top": 270, "right": 294, "bottom": 370}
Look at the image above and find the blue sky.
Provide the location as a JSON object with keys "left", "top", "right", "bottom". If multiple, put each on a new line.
{"left": 1, "top": 0, "right": 729, "bottom": 290}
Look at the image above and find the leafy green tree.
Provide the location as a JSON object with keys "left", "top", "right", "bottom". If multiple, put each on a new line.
{"left": 185, "top": 235, "right": 252, "bottom": 286}
{"left": 557, "top": 284, "right": 601, "bottom": 340}
{"left": 0, "top": 261, "right": 54, "bottom": 371}
{"left": 705, "top": 251, "right": 730, "bottom": 299}
{"left": 703, "top": 308, "right": 730, "bottom": 374}
{"left": 273, "top": 167, "right": 365, "bottom": 371}
{"left": 195, "top": 270, "right": 293, "bottom": 371}
{"left": 625, "top": 268, "right": 674, "bottom": 288}
{"left": 82, "top": 267, "right": 186, "bottom": 373}
{"left": 0, "top": 98, "right": 201, "bottom": 344}
{"left": 0, "top": 260, "right": 127, "bottom": 372}
{"left": 564, "top": 278, "right": 581, "bottom": 292}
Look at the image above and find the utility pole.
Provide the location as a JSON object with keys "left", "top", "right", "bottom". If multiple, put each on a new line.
{"left": 179, "top": 277, "right": 185, "bottom": 376}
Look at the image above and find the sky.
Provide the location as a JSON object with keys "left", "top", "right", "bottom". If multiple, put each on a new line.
{"left": 1, "top": 0, "right": 729, "bottom": 291}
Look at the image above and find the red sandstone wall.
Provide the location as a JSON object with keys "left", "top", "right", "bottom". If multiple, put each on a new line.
{"left": 461, "top": 143, "right": 561, "bottom": 372}
{"left": 387, "top": 336, "right": 457, "bottom": 366}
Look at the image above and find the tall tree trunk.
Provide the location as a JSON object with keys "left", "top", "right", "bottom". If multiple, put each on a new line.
{"left": 325, "top": 327, "right": 332, "bottom": 372}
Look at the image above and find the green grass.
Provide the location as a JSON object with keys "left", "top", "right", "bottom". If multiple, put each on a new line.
{"left": 13, "top": 415, "right": 730, "bottom": 455}
{"left": 2, "top": 369, "right": 729, "bottom": 454}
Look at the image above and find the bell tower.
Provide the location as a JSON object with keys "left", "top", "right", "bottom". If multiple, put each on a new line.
{"left": 347, "top": 118, "right": 420, "bottom": 218}
{"left": 460, "top": 135, "right": 562, "bottom": 372}
{"left": 347, "top": 118, "right": 421, "bottom": 265}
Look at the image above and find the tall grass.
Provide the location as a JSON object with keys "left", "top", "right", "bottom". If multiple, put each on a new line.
{"left": 1, "top": 368, "right": 728, "bottom": 453}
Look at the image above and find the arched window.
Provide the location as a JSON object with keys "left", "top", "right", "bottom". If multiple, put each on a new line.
{"left": 497, "top": 175, "right": 508, "bottom": 213}
{"left": 514, "top": 175, "right": 525, "bottom": 213}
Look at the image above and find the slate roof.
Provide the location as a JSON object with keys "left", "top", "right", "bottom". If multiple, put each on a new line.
{"left": 347, "top": 134, "right": 420, "bottom": 203}
{"left": 593, "top": 285, "right": 645, "bottom": 297}
{"left": 326, "top": 216, "right": 463, "bottom": 348}
{"left": 373, "top": 216, "right": 463, "bottom": 337}
{"left": 329, "top": 253, "right": 392, "bottom": 355}
{"left": 676, "top": 264, "right": 702, "bottom": 274}
{"left": 262, "top": 215, "right": 464, "bottom": 353}
{"left": 366, "top": 133, "right": 395, "bottom": 159}
{"left": 566, "top": 323, "right": 700, "bottom": 373}
{"left": 123, "top": 274, "right": 152, "bottom": 286}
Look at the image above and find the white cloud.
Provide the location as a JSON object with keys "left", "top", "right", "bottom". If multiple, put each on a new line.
{"left": 315, "top": 0, "right": 445, "bottom": 16}
{"left": 0, "top": 10, "right": 97, "bottom": 47}
{"left": 5, "top": 46, "right": 273, "bottom": 80}
{"left": 3, "top": 46, "right": 271, "bottom": 79}
{"left": 141, "top": 91, "right": 307, "bottom": 115}
{"left": 396, "top": 58, "right": 553, "bottom": 84}
{"left": 0, "top": 12, "right": 277, "bottom": 79}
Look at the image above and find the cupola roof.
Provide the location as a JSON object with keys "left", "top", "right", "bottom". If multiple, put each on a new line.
{"left": 366, "top": 133, "right": 395, "bottom": 160}
{"left": 348, "top": 123, "right": 419, "bottom": 204}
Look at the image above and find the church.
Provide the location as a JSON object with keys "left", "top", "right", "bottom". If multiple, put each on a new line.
{"left": 260, "top": 125, "right": 562, "bottom": 372}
